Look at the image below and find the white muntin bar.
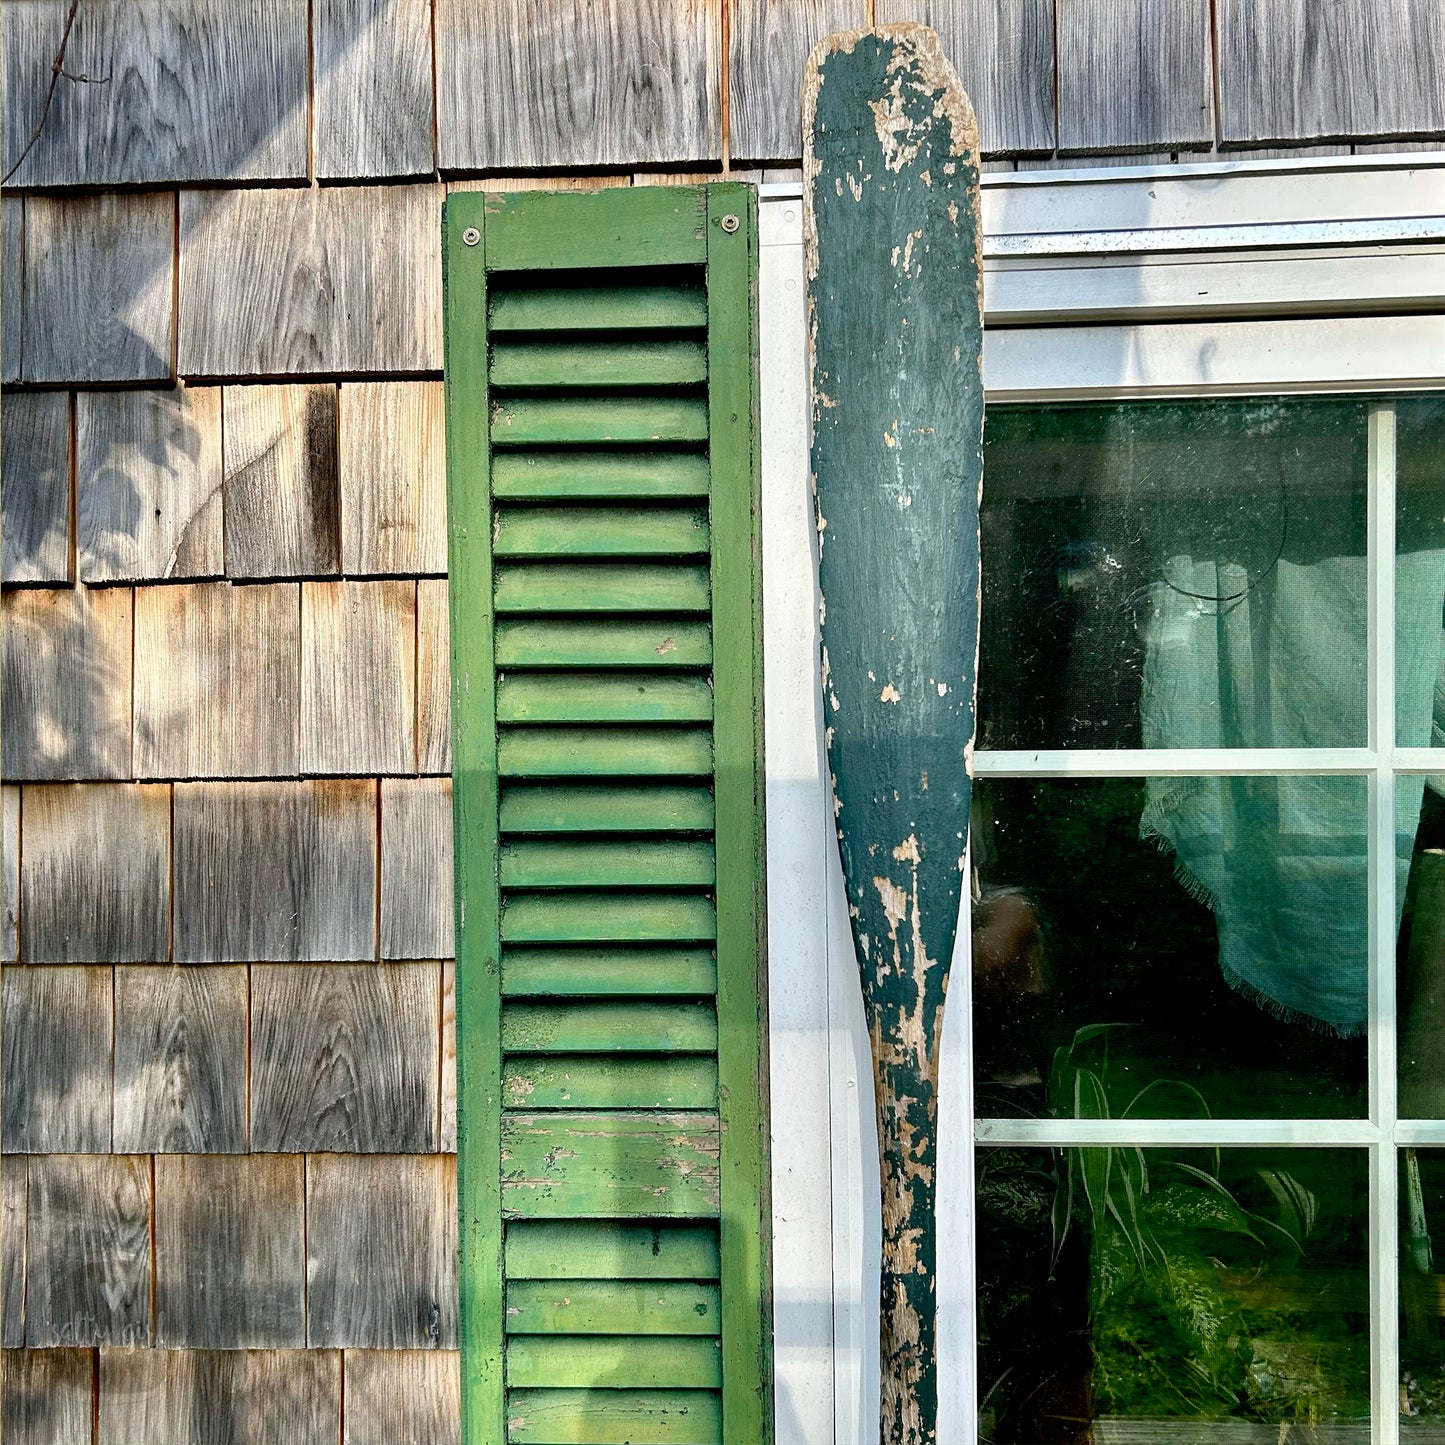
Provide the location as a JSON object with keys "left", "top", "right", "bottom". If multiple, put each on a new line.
{"left": 975, "top": 1118, "right": 1382, "bottom": 1147}
{"left": 1368, "top": 402, "right": 1401, "bottom": 1445}
{"left": 974, "top": 747, "right": 1375, "bottom": 777}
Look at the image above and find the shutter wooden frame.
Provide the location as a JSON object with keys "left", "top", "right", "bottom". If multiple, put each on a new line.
{"left": 443, "top": 184, "right": 771, "bottom": 1445}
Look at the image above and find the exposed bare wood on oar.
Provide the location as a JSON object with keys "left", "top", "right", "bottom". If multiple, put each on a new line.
{"left": 803, "top": 25, "right": 983, "bottom": 1445}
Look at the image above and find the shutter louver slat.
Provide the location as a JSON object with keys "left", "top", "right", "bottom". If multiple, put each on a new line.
{"left": 447, "top": 185, "right": 765, "bottom": 1444}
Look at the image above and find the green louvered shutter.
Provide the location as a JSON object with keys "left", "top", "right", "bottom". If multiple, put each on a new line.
{"left": 443, "top": 185, "right": 771, "bottom": 1445}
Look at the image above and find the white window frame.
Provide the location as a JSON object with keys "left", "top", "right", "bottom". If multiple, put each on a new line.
{"left": 758, "top": 151, "right": 1445, "bottom": 1445}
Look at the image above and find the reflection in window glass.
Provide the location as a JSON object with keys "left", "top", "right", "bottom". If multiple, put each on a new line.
{"left": 972, "top": 778, "right": 1367, "bottom": 1119}
{"left": 978, "top": 400, "right": 1369, "bottom": 751}
{"left": 1403, "top": 1149, "right": 1445, "bottom": 1428}
{"left": 977, "top": 1147, "right": 1369, "bottom": 1444}
{"left": 1399, "top": 789, "right": 1445, "bottom": 1117}
{"left": 1397, "top": 395, "right": 1445, "bottom": 748}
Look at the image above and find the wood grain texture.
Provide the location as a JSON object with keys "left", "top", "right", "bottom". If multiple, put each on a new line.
{"left": 113, "top": 964, "right": 249, "bottom": 1153}
{"left": 506, "top": 1387, "right": 721, "bottom": 1444}
{"left": 155, "top": 1153, "right": 305, "bottom": 1348}
{"left": 1, "top": 0, "right": 309, "bottom": 186}
{"left": 1056, "top": 0, "right": 1213, "bottom": 152}
{"left": 223, "top": 385, "right": 341, "bottom": 580}
{"left": 21, "top": 783, "right": 169, "bottom": 964}
{"left": 381, "top": 778, "right": 455, "bottom": 959}
{"left": 180, "top": 184, "right": 442, "bottom": 377}
{"left": 172, "top": 780, "right": 376, "bottom": 962}
{"left": 417, "top": 578, "right": 453, "bottom": 775}
{"left": 729, "top": 0, "right": 864, "bottom": 162}
{"left": 133, "top": 581, "right": 301, "bottom": 779}
{"left": 78, "top": 385, "right": 224, "bottom": 583}
{"left": 3, "top": 197, "right": 21, "bottom": 383}
{"left": 878, "top": 0, "right": 1056, "bottom": 154}
{"left": 1218, "top": 0, "right": 1445, "bottom": 144}
{"left": 301, "top": 580, "right": 416, "bottom": 775}
{"left": 343, "top": 1349, "right": 461, "bottom": 1445}
{"left": 3, "top": 786, "right": 19, "bottom": 963}
{"left": 1, "top": 966, "right": 112, "bottom": 1153}
{"left": 314, "top": 0, "right": 435, "bottom": 179}
{"left": 26, "top": 1153, "right": 151, "bottom": 1347}
{"left": 1, "top": 390, "right": 70, "bottom": 585}
{"left": 440, "top": 961, "right": 456, "bottom": 1152}
{"left": 22, "top": 192, "right": 174, "bottom": 383}
{"left": 340, "top": 380, "right": 447, "bottom": 575}
{"left": 1, "top": 1349, "right": 92, "bottom": 1444}
{"left": 306, "top": 1153, "right": 457, "bottom": 1348}
{"left": 99, "top": 1347, "right": 341, "bottom": 1445}
{"left": 250, "top": 962, "right": 440, "bottom": 1152}
{"left": 436, "top": 0, "right": 721, "bottom": 169}
{"left": 2, "top": 586, "right": 133, "bottom": 782}
{"left": 501, "top": 1112, "right": 721, "bottom": 1219}
{"left": 2, "top": 1160, "right": 26, "bottom": 1345}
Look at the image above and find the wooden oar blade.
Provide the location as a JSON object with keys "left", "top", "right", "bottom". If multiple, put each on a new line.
{"left": 804, "top": 24, "right": 984, "bottom": 1445}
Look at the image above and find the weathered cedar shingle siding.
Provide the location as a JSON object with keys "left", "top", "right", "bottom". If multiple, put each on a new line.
{"left": 1, "top": 0, "right": 1440, "bottom": 1438}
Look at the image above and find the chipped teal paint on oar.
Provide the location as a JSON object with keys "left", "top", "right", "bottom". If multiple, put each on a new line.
{"left": 803, "top": 25, "right": 983, "bottom": 1445}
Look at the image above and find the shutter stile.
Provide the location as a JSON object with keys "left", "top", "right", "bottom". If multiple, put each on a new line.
{"left": 446, "top": 187, "right": 769, "bottom": 1445}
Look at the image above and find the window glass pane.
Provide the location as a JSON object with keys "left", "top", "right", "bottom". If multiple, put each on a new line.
{"left": 973, "top": 777, "right": 1367, "bottom": 1120}
{"left": 1399, "top": 784, "right": 1445, "bottom": 1116}
{"left": 1403, "top": 1148, "right": 1445, "bottom": 1430}
{"left": 979, "top": 399, "right": 1369, "bottom": 751}
{"left": 1396, "top": 395, "right": 1445, "bottom": 748}
{"left": 978, "top": 1146, "right": 1369, "bottom": 1443}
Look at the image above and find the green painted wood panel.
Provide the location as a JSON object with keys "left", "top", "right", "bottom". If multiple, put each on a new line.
{"left": 492, "top": 398, "right": 709, "bottom": 446}
{"left": 500, "top": 894, "right": 717, "bottom": 945}
{"left": 703, "top": 185, "right": 772, "bottom": 1445}
{"left": 493, "top": 563, "right": 710, "bottom": 614}
{"left": 496, "top": 728, "right": 713, "bottom": 779}
{"left": 493, "top": 508, "right": 710, "bottom": 558}
{"left": 490, "top": 285, "right": 708, "bottom": 333}
{"left": 499, "top": 786, "right": 715, "bottom": 834}
{"left": 502, "top": 1056, "right": 719, "bottom": 1111}
{"left": 496, "top": 675, "right": 713, "bottom": 726}
{"left": 446, "top": 183, "right": 767, "bottom": 1445}
{"left": 483, "top": 189, "right": 709, "bottom": 272}
{"left": 490, "top": 339, "right": 707, "bottom": 389}
{"left": 501, "top": 1112, "right": 721, "bottom": 1219}
{"left": 492, "top": 451, "right": 711, "bottom": 501}
{"left": 507, "top": 1336, "right": 723, "bottom": 1390}
{"left": 506, "top": 1388, "right": 722, "bottom": 1445}
{"left": 444, "top": 190, "right": 507, "bottom": 1441}
{"left": 500, "top": 948, "right": 718, "bottom": 999}
{"left": 501, "top": 1002, "right": 718, "bottom": 1053}
{"left": 500, "top": 839, "right": 715, "bottom": 889}
{"left": 506, "top": 1280, "right": 722, "bottom": 1335}
{"left": 505, "top": 1223, "right": 721, "bottom": 1281}
{"left": 496, "top": 621, "right": 712, "bottom": 671}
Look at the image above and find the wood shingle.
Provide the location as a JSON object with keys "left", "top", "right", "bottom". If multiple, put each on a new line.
{"left": 172, "top": 780, "right": 376, "bottom": 962}
{"left": 20, "top": 783, "right": 170, "bottom": 964}
{"left": 222, "top": 385, "right": 342, "bottom": 581}
{"left": 250, "top": 962, "right": 440, "bottom": 1153}
{"left": 1, "top": 391, "right": 71, "bottom": 586}
{"left": 1, "top": 965, "right": 113, "bottom": 1153}
{"left": 3, "top": 585, "right": 134, "bottom": 782}
{"left": 1, "top": 0, "right": 310, "bottom": 187}
{"left": 306, "top": 1153, "right": 457, "bottom": 1348}
{"left": 133, "top": 581, "right": 301, "bottom": 780}
{"left": 113, "top": 964, "right": 249, "bottom": 1154}
{"left": 25, "top": 1154, "right": 152, "bottom": 1348}
{"left": 154, "top": 1154, "right": 306, "bottom": 1348}
{"left": 21, "top": 192, "right": 175, "bottom": 385}
{"left": 78, "top": 386, "right": 225, "bottom": 585}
